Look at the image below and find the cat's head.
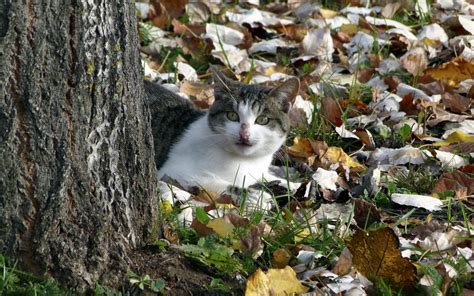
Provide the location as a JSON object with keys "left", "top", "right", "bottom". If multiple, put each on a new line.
{"left": 208, "top": 67, "right": 299, "bottom": 158}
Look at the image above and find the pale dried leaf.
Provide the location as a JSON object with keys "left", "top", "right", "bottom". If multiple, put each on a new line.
{"left": 391, "top": 193, "right": 443, "bottom": 211}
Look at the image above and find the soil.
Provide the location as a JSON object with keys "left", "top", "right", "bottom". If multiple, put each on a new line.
{"left": 129, "top": 245, "right": 244, "bottom": 295}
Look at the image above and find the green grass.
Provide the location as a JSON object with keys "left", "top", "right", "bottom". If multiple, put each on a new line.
{"left": 0, "top": 255, "right": 73, "bottom": 296}
{"left": 393, "top": 166, "right": 439, "bottom": 195}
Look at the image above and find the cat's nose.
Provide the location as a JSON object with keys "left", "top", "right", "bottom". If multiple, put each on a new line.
{"left": 239, "top": 129, "right": 250, "bottom": 143}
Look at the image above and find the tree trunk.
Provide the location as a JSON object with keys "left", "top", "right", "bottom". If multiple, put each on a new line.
{"left": 0, "top": 0, "right": 158, "bottom": 290}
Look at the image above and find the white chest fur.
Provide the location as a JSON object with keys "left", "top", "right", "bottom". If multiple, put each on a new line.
{"left": 157, "top": 115, "right": 277, "bottom": 192}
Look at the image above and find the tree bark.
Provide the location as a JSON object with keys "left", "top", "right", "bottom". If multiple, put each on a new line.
{"left": 0, "top": 0, "right": 158, "bottom": 290}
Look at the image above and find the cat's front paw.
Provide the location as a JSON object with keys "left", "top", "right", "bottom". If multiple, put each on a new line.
{"left": 226, "top": 185, "right": 274, "bottom": 212}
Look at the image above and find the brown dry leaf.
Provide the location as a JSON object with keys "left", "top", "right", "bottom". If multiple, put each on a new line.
{"left": 177, "top": 35, "right": 213, "bottom": 59}
{"left": 241, "top": 224, "right": 265, "bottom": 254}
{"left": 354, "top": 128, "right": 375, "bottom": 149}
{"left": 440, "top": 142, "right": 474, "bottom": 154}
{"left": 410, "top": 221, "right": 446, "bottom": 240}
{"left": 224, "top": 212, "right": 250, "bottom": 227}
{"left": 152, "top": 0, "right": 186, "bottom": 19}
{"left": 193, "top": 190, "right": 221, "bottom": 205}
{"left": 426, "top": 57, "right": 474, "bottom": 87}
{"left": 323, "top": 97, "right": 343, "bottom": 126}
{"left": 432, "top": 170, "right": 474, "bottom": 199}
{"left": 150, "top": 2, "right": 169, "bottom": 28}
{"left": 272, "top": 248, "right": 292, "bottom": 268}
{"left": 384, "top": 76, "right": 401, "bottom": 92}
{"left": 245, "top": 266, "right": 309, "bottom": 296}
{"left": 172, "top": 19, "right": 206, "bottom": 36}
{"left": 399, "top": 93, "right": 419, "bottom": 116}
{"left": 356, "top": 68, "right": 374, "bottom": 83}
{"left": 324, "top": 147, "right": 365, "bottom": 172}
{"left": 353, "top": 198, "right": 382, "bottom": 228}
{"left": 332, "top": 247, "right": 353, "bottom": 276}
{"left": 382, "top": 2, "right": 401, "bottom": 18}
{"left": 163, "top": 223, "right": 180, "bottom": 244}
{"left": 191, "top": 219, "right": 214, "bottom": 236}
{"left": 274, "top": 24, "right": 307, "bottom": 42}
{"left": 442, "top": 92, "right": 471, "bottom": 113}
{"left": 180, "top": 81, "right": 214, "bottom": 109}
{"left": 401, "top": 47, "right": 428, "bottom": 77}
{"left": 347, "top": 227, "right": 417, "bottom": 289}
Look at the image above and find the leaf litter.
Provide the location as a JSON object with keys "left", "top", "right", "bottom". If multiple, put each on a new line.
{"left": 138, "top": 0, "right": 474, "bottom": 294}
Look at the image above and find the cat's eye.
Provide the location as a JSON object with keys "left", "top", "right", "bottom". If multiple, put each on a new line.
{"left": 255, "top": 115, "right": 270, "bottom": 125}
{"left": 226, "top": 111, "right": 239, "bottom": 122}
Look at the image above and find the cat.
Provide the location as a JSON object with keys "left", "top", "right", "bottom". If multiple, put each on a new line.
{"left": 145, "top": 67, "right": 300, "bottom": 193}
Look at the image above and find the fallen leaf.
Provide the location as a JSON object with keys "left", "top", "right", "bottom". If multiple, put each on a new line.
{"left": 441, "top": 92, "right": 471, "bottom": 114}
{"left": 340, "top": 23, "right": 358, "bottom": 35}
{"left": 356, "top": 67, "right": 374, "bottom": 83}
{"left": 288, "top": 136, "right": 314, "bottom": 159}
{"left": 245, "top": 266, "right": 309, "bottom": 295}
{"left": 439, "top": 142, "right": 474, "bottom": 155}
{"left": 274, "top": 24, "right": 307, "bottom": 42}
{"left": 302, "top": 28, "right": 334, "bottom": 61}
{"left": 324, "top": 147, "right": 365, "bottom": 172}
{"left": 433, "top": 130, "right": 474, "bottom": 146}
{"left": 172, "top": 19, "right": 206, "bottom": 36}
{"left": 459, "top": 15, "right": 474, "bottom": 35}
{"left": 185, "top": 2, "right": 210, "bottom": 23}
{"left": 241, "top": 224, "right": 265, "bottom": 254}
{"left": 191, "top": 219, "right": 215, "bottom": 236}
{"left": 272, "top": 248, "right": 292, "bottom": 268}
{"left": 426, "top": 57, "right": 474, "bottom": 87}
{"left": 435, "top": 150, "right": 469, "bottom": 169}
{"left": 400, "top": 47, "right": 428, "bottom": 77}
{"left": 353, "top": 199, "right": 382, "bottom": 227}
{"left": 312, "top": 168, "right": 340, "bottom": 191}
{"left": 153, "top": 0, "right": 186, "bottom": 18}
{"left": 399, "top": 93, "right": 418, "bottom": 116}
{"left": 322, "top": 97, "right": 343, "bottom": 126}
{"left": 319, "top": 8, "right": 337, "bottom": 18}
{"left": 417, "top": 23, "right": 449, "bottom": 43}
{"left": 391, "top": 193, "right": 443, "bottom": 211}
{"left": 207, "top": 217, "right": 235, "bottom": 238}
{"left": 332, "top": 247, "right": 353, "bottom": 276}
{"left": 381, "top": 2, "right": 401, "bottom": 18}
{"left": 432, "top": 170, "right": 474, "bottom": 199}
{"left": 347, "top": 227, "right": 417, "bottom": 289}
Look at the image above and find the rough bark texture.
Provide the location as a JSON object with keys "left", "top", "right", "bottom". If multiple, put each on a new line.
{"left": 0, "top": 0, "right": 158, "bottom": 290}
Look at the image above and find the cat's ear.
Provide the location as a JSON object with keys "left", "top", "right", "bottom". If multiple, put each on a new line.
{"left": 269, "top": 77, "right": 300, "bottom": 113}
{"left": 210, "top": 66, "right": 237, "bottom": 94}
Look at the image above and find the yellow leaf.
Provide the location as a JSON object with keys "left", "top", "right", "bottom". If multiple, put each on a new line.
{"left": 245, "top": 269, "right": 270, "bottom": 296}
{"left": 340, "top": 24, "right": 358, "bottom": 35}
{"left": 245, "top": 267, "right": 309, "bottom": 296}
{"left": 319, "top": 8, "right": 337, "bottom": 18}
{"left": 433, "top": 130, "right": 474, "bottom": 146}
{"left": 287, "top": 136, "right": 314, "bottom": 158}
{"left": 159, "top": 200, "right": 173, "bottom": 214}
{"left": 294, "top": 228, "right": 310, "bottom": 243}
{"left": 207, "top": 217, "right": 235, "bottom": 238}
{"left": 325, "top": 147, "right": 365, "bottom": 172}
{"left": 426, "top": 57, "right": 474, "bottom": 87}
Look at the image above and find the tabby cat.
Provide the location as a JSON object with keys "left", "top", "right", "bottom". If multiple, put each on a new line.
{"left": 145, "top": 68, "right": 299, "bottom": 192}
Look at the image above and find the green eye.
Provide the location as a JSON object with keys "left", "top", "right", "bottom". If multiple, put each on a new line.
{"left": 226, "top": 111, "right": 239, "bottom": 122}
{"left": 255, "top": 115, "right": 270, "bottom": 125}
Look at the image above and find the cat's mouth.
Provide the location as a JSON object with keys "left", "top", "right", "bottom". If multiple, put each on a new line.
{"left": 236, "top": 141, "right": 254, "bottom": 147}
